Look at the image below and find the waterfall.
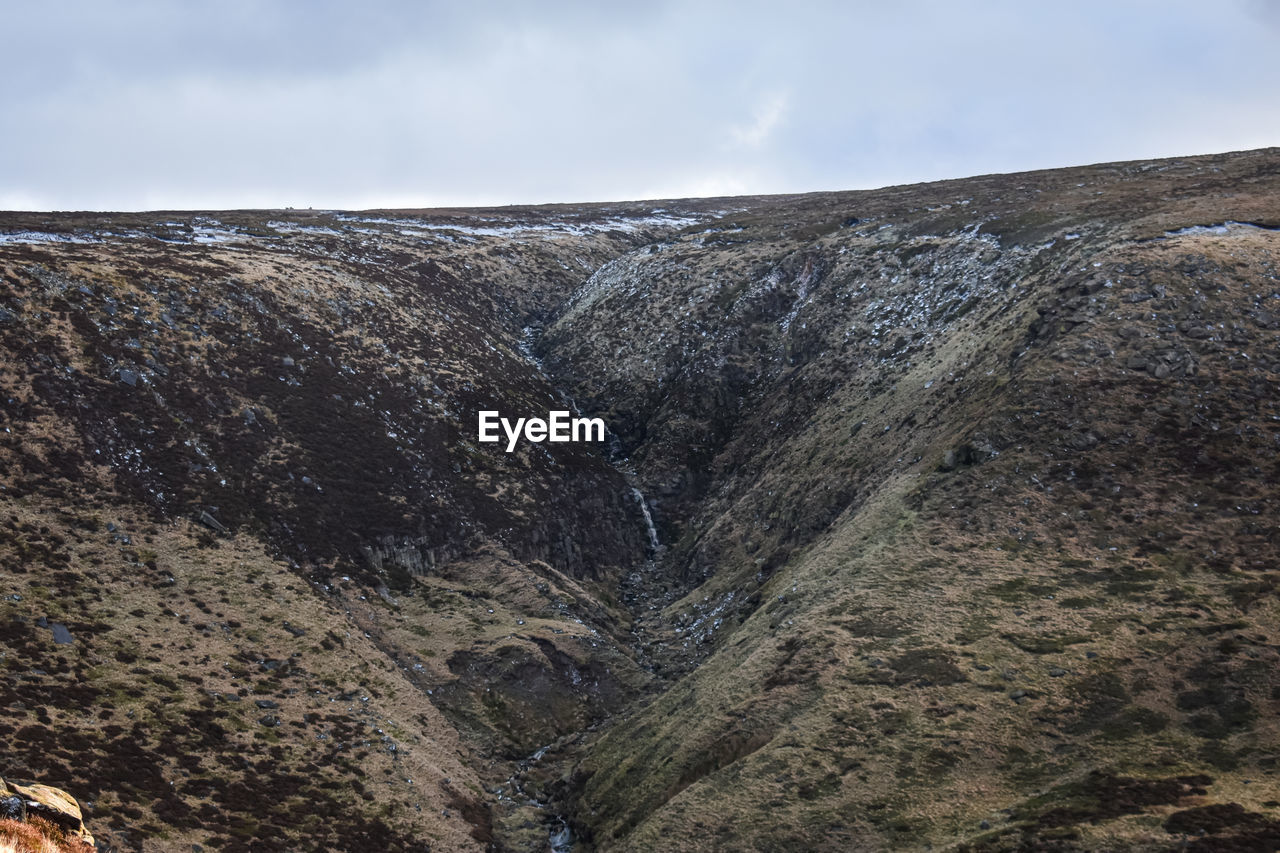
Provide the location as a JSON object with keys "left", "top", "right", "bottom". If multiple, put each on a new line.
{"left": 549, "top": 820, "right": 573, "bottom": 852}
{"left": 632, "top": 488, "right": 661, "bottom": 554}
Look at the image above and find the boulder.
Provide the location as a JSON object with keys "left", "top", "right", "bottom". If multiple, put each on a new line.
{"left": 0, "top": 776, "right": 95, "bottom": 849}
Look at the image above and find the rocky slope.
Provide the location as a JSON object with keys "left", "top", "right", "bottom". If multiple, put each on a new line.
{"left": 2, "top": 149, "right": 1280, "bottom": 851}
{"left": 0, "top": 204, "right": 715, "bottom": 851}
{"left": 546, "top": 149, "right": 1280, "bottom": 851}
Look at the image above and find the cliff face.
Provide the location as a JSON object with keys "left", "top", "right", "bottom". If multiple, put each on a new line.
{"left": 3, "top": 150, "right": 1280, "bottom": 852}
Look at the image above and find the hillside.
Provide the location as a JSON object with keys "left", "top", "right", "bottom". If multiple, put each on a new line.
{"left": 3, "top": 149, "right": 1280, "bottom": 851}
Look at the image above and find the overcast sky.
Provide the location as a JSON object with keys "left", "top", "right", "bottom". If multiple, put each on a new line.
{"left": 2, "top": 0, "right": 1278, "bottom": 211}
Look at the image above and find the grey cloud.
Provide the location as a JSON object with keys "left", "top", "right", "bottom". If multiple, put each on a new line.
{"left": 2, "top": 0, "right": 1277, "bottom": 210}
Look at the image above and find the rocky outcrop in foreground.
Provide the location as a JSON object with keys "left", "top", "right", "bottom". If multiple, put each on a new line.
{"left": 0, "top": 777, "right": 94, "bottom": 852}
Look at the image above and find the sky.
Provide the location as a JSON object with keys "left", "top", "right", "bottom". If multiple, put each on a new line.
{"left": 2, "top": 0, "right": 1278, "bottom": 211}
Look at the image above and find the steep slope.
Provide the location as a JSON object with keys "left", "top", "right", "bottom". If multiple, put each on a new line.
{"left": 542, "top": 149, "right": 1280, "bottom": 851}
{"left": 0, "top": 205, "right": 714, "bottom": 851}
{"left": 3, "top": 150, "right": 1280, "bottom": 853}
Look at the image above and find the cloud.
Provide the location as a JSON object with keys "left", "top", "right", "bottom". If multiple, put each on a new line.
{"left": 730, "top": 92, "right": 789, "bottom": 149}
{"left": 0, "top": 1, "right": 1276, "bottom": 210}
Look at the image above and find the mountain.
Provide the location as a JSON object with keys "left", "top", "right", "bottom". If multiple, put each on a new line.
{"left": 2, "top": 148, "right": 1279, "bottom": 852}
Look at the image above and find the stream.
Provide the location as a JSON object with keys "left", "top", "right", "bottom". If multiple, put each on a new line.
{"left": 492, "top": 741, "right": 576, "bottom": 852}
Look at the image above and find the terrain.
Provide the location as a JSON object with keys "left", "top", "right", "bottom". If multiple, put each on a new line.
{"left": 2, "top": 147, "right": 1280, "bottom": 851}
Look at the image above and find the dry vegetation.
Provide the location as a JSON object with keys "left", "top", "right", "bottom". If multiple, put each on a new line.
{"left": 2, "top": 150, "right": 1280, "bottom": 851}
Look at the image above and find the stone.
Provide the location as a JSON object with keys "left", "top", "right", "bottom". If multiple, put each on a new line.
{"left": 1068, "top": 432, "right": 1099, "bottom": 450}
{"left": 0, "top": 777, "right": 95, "bottom": 846}
{"left": 196, "top": 511, "right": 226, "bottom": 533}
{"left": 50, "top": 623, "right": 74, "bottom": 645}
{"left": 255, "top": 699, "right": 279, "bottom": 710}
{"left": 0, "top": 794, "right": 25, "bottom": 820}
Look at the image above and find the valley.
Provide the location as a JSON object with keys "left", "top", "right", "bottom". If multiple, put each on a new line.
{"left": 2, "top": 148, "right": 1280, "bottom": 851}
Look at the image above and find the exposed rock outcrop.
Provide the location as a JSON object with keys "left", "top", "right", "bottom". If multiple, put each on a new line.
{"left": 0, "top": 777, "right": 93, "bottom": 852}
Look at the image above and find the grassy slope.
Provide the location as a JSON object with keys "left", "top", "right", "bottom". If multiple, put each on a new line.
{"left": 3, "top": 151, "right": 1280, "bottom": 852}
{"left": 549, "top": 150, "right": 1280, "bottom": 851}
{"left": 0, "top": 206, "right": 701, "bottom": 851}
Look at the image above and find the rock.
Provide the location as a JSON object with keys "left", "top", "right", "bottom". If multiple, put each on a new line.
{"left": 255, "top": 699, "right": 279, "bottom": 709}
{"left": 50, "top": 623, "right": 74, "bottom": 645}
{"left": 117, "top": 368, "right": 138, "bottom": 386}
{"left": 0, "top": 776, "right": 95, "bottom": 847}
{"left": 1068, "top": 431, "right": 1099, "bottom": 450}
{"left": 0, "top": 794, "right": 25, "bottom": 820}
{"left": 196, "top": 511, "right": 226, "bottom": 533}
{"left": 979, "top": 820, "right": 991, "bottom": 830}
{"left": 1049, "top": 668, "right": 1067, "bottom": 677}
{"left": 1151, "top": 362, "right": 1171, "bottom": 379}
{"left": 940, "top": 444, "right": 981, "bottom": 471}
{"left": 258, "top": 715, "right": 280, "bottom": 727}
{"left": 1125, "top": 354, "right": 1148, "bottom": 370}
